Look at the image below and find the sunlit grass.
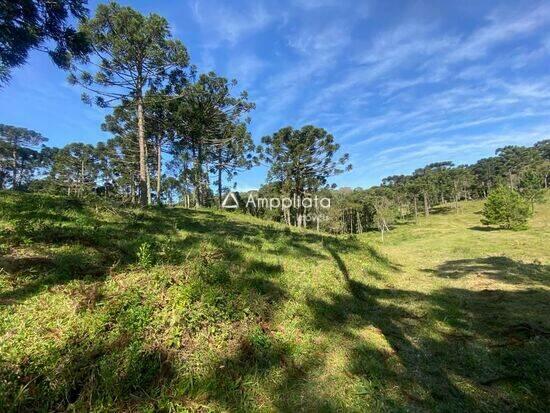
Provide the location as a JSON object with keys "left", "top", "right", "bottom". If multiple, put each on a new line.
{"left": 0, "top": 190, "right": 548, "bottom": 411}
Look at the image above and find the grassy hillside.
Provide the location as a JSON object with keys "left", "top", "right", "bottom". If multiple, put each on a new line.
{"left": 0, "top": 191, "right": 549, "bottom": 412}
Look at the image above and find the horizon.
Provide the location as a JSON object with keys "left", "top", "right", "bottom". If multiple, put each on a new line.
{"left": 0, "top": 0, "right": 549, "bottom": 191}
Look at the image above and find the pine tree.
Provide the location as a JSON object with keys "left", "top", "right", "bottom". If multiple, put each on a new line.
{"left": 69, "top": 2, "right": 189, "bottom": 206}
{"left": 0, "top": 124, "right": 47, "bottom": 189}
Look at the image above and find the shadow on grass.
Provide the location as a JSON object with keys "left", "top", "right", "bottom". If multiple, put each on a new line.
{"left": 307, "top": 247, "right": 550, "bottom": 411}
{"left": 423, "top": 256, "right": 549, "bottom": 285}
{"left": 429, "top": 205, "right": 455, "bottom": 215}
{"left": 1, "top": 192, "right": 364, "bottom": 410}
{"left": 469, "top": 225, "right": 502, "bottom": 232}
{"left": 0, "top": 191, "right": 352, "bottom": 305}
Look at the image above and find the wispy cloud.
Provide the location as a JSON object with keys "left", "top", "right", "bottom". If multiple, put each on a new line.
{"left": 190, "top": 0, "right": 275, "bottom": 46}
{"left": 446, "top": 2, "right": 550, "bottom": 62}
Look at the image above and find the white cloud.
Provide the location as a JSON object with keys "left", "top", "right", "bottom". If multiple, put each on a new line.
{"left": 226, "top": 53, "right": 266, "bottom": 88}
{"left": 190, "top": 0, "right": 274, "bottom": 46}
{"left": 446, "top": 2, "right": 550, "bottom": 62}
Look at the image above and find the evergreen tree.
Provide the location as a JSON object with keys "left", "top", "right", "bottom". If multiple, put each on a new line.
{"left": 50, "top": 142, "right": 98, "bottom": 196}
{"left": 481, "top": 186, "right": 532, "bottom": 230}
{"left": 0, "top": 124, "right": 47, "bottom": 189}
{"left": 261, "top": 125, "right": 351, "bottom": 227}
{"left": 0, "top": 0, "right": 89, "bottom": 84}
{"left": 173, "top": 72, "right": 254, "bottom": 207}
{"left": 69, "top": 1, "right": 189, "bottom": 206}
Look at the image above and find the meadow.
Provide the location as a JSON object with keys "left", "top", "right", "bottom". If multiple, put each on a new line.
{"left": 0, "top": 191, "right": 548, "bottom": 412}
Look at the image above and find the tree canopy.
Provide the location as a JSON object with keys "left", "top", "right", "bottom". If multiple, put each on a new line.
{"left": 0, "top": 0, "right": 89, "bottom": 85}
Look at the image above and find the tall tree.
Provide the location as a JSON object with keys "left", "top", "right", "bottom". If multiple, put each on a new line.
{"left": 471, "top": 157, "right": 504, "bottom": 197}
{"left": 261, "top": 125, "right": 351, "bottom": 227}
{"left": 50, "top": 142, "right": 98, "bottom": 196}
{"left": 534, "top": 139, "right": 550, "bottom": 188}
{"left": 0, "top": 124, "right": 47, "bottom": 189}
{"left": 496, "top": 145, "right": 541, "bottom": 189}
{"left": 173, "top": 72, "right": 254, "bottom": 207}
{"left": 69, "top": 2, "right": 189, "bottom": 206}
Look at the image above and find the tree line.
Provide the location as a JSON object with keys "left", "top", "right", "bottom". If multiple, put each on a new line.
{"left": 237, "top": 140, "right": 549, "bottom": 234}
{"left": 1, "top": 1, "right": 548, "bottom": 236}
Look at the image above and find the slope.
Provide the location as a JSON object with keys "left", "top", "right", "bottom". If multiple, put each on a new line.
{"left": 0, "top": 191, "right": 549, "bottom": 411}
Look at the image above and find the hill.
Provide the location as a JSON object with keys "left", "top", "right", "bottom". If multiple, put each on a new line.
{"left": 0, "top": 191, "right": 549, "bottom": 411}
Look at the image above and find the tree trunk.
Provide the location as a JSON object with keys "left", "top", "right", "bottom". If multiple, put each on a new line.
{"left": 80, "top": 159, "right": 85, "bottom": 197}
{"left": 145, "top": 143, "right": 152, "bottom": 206}
{"left": 156, "top": 143, "right": 162, "bottom": 205}
{"left": 137, "top": 95, "right": 148, "bottom": 207}
{"left": 316, "top": 214, "right": 320, "bottom": 232}
{"left": 413, "top": 196, "right": 418, "bottom": 222}
{"left": 423, "top": 191, "right": 429, "bottom": 217}
{"left": 12, "top": 146, "right": 17, "bottom": 190}
{"left": 195, "top": 144, "right": 202, "bottom": 208}
{"left": 218, "top": 158, "right": 223, "bottom": 208}
{"left": 131, "top": 181, "right": 136, "bottom": 204}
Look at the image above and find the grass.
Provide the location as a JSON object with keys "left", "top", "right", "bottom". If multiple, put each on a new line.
{"left": 0, "top": 190, "right": 549, "bottom": 412}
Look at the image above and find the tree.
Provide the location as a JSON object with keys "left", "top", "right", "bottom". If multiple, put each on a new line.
{"left": 210, "top": 123, "right": 257, "bottom": 207}
{"left": 0, "top": 0, "right": 89, "bottom": 85}
{"left": 0, "top": 124, "right": 47, "bottom": 189}
{"left": 534, "top": 139, "right": 550, "bottom": 188}
{"left": 161, "top": 176, "right": 180, "bottom": 205}
{"left": 496, "top": 145, "right": 541, "bottom": 189}
{"left": 50, "top": 142, "right": 98, "bottom": 196}
{"left": 449, "top": 166, "right": 474, "bottom": 212}
{"left": 471, "top": 157, "right": 504, "bottom": 197}
{"left": 412, "top": 168, "right": 435, "bottom": 217}
{"left": 518, "top": 169, "right": 545, "bottom": 212}
{"left": 481, "top": 186, "right": 532, "bottom": 230}
{"left": 261, "top": 125, "right": 351, "bottom": 227}
{"left": 173, "top": 72, "right": 254, "bottom": 207}
{"left": 69, "top": 2, "right": 189, "bottom": 206}
{"left": 372, "top": 195, "right": 395, "bottom": 241}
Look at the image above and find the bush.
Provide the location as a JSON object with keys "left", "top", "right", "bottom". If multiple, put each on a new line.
{"left": 481, "top": 186, "right": 532, "bottom": 230}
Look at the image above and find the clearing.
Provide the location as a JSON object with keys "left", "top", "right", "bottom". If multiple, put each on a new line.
{"left": 0, "top": 191, "right": 549, "bottom": 411}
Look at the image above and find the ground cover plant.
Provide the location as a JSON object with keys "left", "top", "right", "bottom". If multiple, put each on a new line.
{"left": 0, "top": 190, "right": 548, "bottom": 412}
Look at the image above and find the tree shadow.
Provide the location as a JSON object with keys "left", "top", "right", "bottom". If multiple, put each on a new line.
{"left": 423, "top": 256, "right": 549, "bottom": 285}
{"left": 430, "top": 205, "right": 454, "bottom": 215}
{"left": 305, "top": 249, "right": 550, "bottom": 411}
{"left": 469, "top": 225, "right": 502, "bottom": 232}
{"left": 1, "top": 192, "right": 386, "bottom": 410}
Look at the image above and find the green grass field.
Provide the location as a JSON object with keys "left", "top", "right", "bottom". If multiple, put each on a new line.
{"left": 0, "top": 191, "right": 548, "bottom": 412}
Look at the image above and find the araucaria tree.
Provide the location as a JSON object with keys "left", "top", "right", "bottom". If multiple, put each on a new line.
{"left": 261, "top": 125, "right": 351, "bottom": 227}
{"left": 69, "top": 2, "right": 189, "bottom": 206}
{"left": 0, "top": 0, "right": 89, "bottom": 85}
{"left": 0, "top": 124, "right": 47, "bottom": 189}
{"left": 173, "top": 73, "right": 255, "bottom": 207}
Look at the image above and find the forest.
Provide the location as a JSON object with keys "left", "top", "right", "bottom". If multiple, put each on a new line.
{"left": 1, "top": 118, "right": 549, "bottom": 234}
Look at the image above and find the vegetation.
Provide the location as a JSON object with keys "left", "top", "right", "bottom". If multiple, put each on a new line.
{"left": 1, "top": 1, "right": 549, "bottom": 411}
{"left": 482, "top": 186, "right": 532, "bottom": 230}
{"left": 0, "top": 191, "right": 548, "bottom": 411}
{"left": 1, "top": 2, "right": 548, "bottom": 234}
{"left": 0, "top": 0, "right": 89, "bottom": 85}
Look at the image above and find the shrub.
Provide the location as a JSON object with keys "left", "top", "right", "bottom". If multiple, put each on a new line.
{"left": 481, "top": 186, "right": 532, "bottom": 230}
{"left": 136, "top": 241, "right": 155, "bottom": 268}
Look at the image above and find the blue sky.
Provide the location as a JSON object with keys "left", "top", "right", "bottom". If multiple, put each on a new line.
{"left": 1, "top": 0, "right": 549, "bottom": 190}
